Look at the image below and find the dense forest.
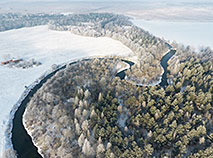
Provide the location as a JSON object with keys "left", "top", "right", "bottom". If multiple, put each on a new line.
{"left": 3, "top": 12, "right": 212, "bottom": 158}
{"left": 24, "top": 52, "right": 212, "bottom": 157}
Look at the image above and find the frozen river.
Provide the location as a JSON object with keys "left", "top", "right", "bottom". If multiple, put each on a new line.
{"left": 132, "top": 19, "right": 213, "bottom": 51}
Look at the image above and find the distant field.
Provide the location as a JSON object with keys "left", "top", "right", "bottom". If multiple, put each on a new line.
{"left": 132, "top": 19, "right": 213, "bottom": 50}
{"left": 0, "top": 0, "right": 213, "bottom": 22}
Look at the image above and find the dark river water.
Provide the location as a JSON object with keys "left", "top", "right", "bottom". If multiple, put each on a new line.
{"left": 159, "top": 49, "right": 176, "bottom": 87}
{"left": 116, "top": 49, "right": 176, "bottom": 87}
{"left": 11, "top": 50, "right": 175, "bottom": 158}
{"left": 11, "top": 62, "right": 78, "bottom": 158}
{"left": 11, "top": 67, "right": 65, "bottom": 158}
{"left": 116, "top": 59, "right": 135, "bottom": 79}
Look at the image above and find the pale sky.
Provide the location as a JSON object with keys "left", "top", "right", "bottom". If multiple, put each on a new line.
{"left": 1, "top": 0, "right": 212, "bottom": 3}
{"left": 1, "top": 0, "right": 212, "bottom": 5}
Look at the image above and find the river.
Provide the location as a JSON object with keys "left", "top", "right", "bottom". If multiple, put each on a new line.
{"left": 116, "top": 49, "right": 176, "bottom": 88}
{"left": 11, "top": 62, "right": 77, "bottom": 158}
{"left": 159, "top": 49, "right": 176, "bottom": 87}
{"left": 11, "top": 50, "right": 175, "bottom": 157}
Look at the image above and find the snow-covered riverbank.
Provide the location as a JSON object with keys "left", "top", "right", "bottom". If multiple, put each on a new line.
{"left": 0, "top": 25, "right": 133, "bottom": 156}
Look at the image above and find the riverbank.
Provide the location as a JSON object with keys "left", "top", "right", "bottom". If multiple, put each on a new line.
{"left": 0, "top": 25, "right": 133, "bottom": 157}
{"left": 21, "top": 57, "right": 134, "bottom": 157}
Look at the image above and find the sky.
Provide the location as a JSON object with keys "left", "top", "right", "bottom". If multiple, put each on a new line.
{"left": 0, "top": 0, "right": 212, "bottom": 2}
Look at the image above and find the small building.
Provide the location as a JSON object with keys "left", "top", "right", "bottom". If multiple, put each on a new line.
{"left": 1, "top": 59, "right": 22, "bottom": 65}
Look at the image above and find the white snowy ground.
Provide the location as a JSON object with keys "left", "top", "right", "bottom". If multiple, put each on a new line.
{"left": 0, "top": 25, "right": 133, "bottom": 156}
{"left": 132, "top": 19, "right": 213, "bottom": 50}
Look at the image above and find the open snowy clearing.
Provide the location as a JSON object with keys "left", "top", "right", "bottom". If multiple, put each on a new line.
{"left": 0, "top": 25, "right": 133, "bottom": 156}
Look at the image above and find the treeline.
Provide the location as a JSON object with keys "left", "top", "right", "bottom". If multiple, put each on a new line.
{"left": 0, "top": 12, "right": 169, "bottom": 84}
{"left": 24, "top": 55, "right": 212, "bottom": 158}
{"left": 0, "top": 13, "right": 64, "bottom": 31}
{"left": 48, "top": 13, "right": 169, "bottom": 84}
{"left": 168, "top": 41, "right": 213, "bottom": 79}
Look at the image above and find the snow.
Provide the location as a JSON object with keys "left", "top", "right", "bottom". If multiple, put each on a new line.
{"left": 115, "top": 61, "right": 130, "bottom": 74}
{"left": 0, "top": 25, "right": 133, "bottom": 156}
{"left": 1, "top": 0, "right": 212, "bottom": 23}
{"left": 132, "top": 19, "right": 213, "bottom": 50}
{"left": 118, "top": 112, "right": 128, "bottom": 128}
{"left": 181, "top": 86, "right": 187, "bottom": 92}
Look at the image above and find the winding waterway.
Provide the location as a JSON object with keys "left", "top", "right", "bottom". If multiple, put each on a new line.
{"left": 117, "top": 49, "right": 176, "bottom": 87}
{"left": 159, "top": 49, "right": 176, "bottom": 87}
{"left": 11, "top": 50, "right": 175, "bottom": 158}
{"left": 116, "top": 59, "right": 135, "bottom": 79}
{"left": 11, "top": 62, "right": 76, "bottom": 158}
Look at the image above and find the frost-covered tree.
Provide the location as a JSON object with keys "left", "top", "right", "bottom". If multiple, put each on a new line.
{"left": 74, "top": 108, "right": 81, "bottom": 118}
{"left": 117, "top": 105, "right": 123, "bottom": 113}
{"left": 78, "top": 133, "right": 85, "bottom": 147}
{"left": 78, "top": 88, "right": 84, "bottom": 97}
{"left": 75, "top": 122, "right": 81, "bottom": 135}
{"left": 74, "top": 96, "right": 79, "bottom": 105}
{"left": 98, "top": 93, "right": 103, "bottom": 102}
{"left": 82, "top": 109, "right": 88, "bottom": 120}
{"left": 97, "top": 142, "right": 105, "bottom": 154}
{"left": 84, "top": 89, "right": 91, "bottom": 99}
{"left": 100, "top": 77, "right": 107, "bottom": 87}
{"left": 84, "top": 100, "right": 88, "bottom": 109}
{"left": 90, "top": 109, "right": 97, "bottom": 118}
{"left": 82, "top": 139, "right": 95, "bottom": 156}
{"left": 79, "top": 100, "right": 84, "bottom": 108}
{"left": 82, "top": 120, "right": 89, "bottom": 132}
{"left": 106, "top": 142, "right": 112, "bottom": 150}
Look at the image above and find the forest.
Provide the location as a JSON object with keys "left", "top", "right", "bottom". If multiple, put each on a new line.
{"left": 24, "top": 50, "right": 213, "bottom": 157}
{"left": 3, "top": 12, "right": 212, "bottom": 158}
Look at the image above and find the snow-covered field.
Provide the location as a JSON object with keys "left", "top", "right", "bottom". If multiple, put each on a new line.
{"left": 0, "top": 25, "right": 133, "bottom": 156}
{"left": 132, "top": 19, "right": 213, "bottom": 50}
{"left": 1, "top": 0, "right": 213, "bottom": 22}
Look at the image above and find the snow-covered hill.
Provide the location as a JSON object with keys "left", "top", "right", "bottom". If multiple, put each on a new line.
{"left": 0, "top": 25, "right": 133, "bottom": 156}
